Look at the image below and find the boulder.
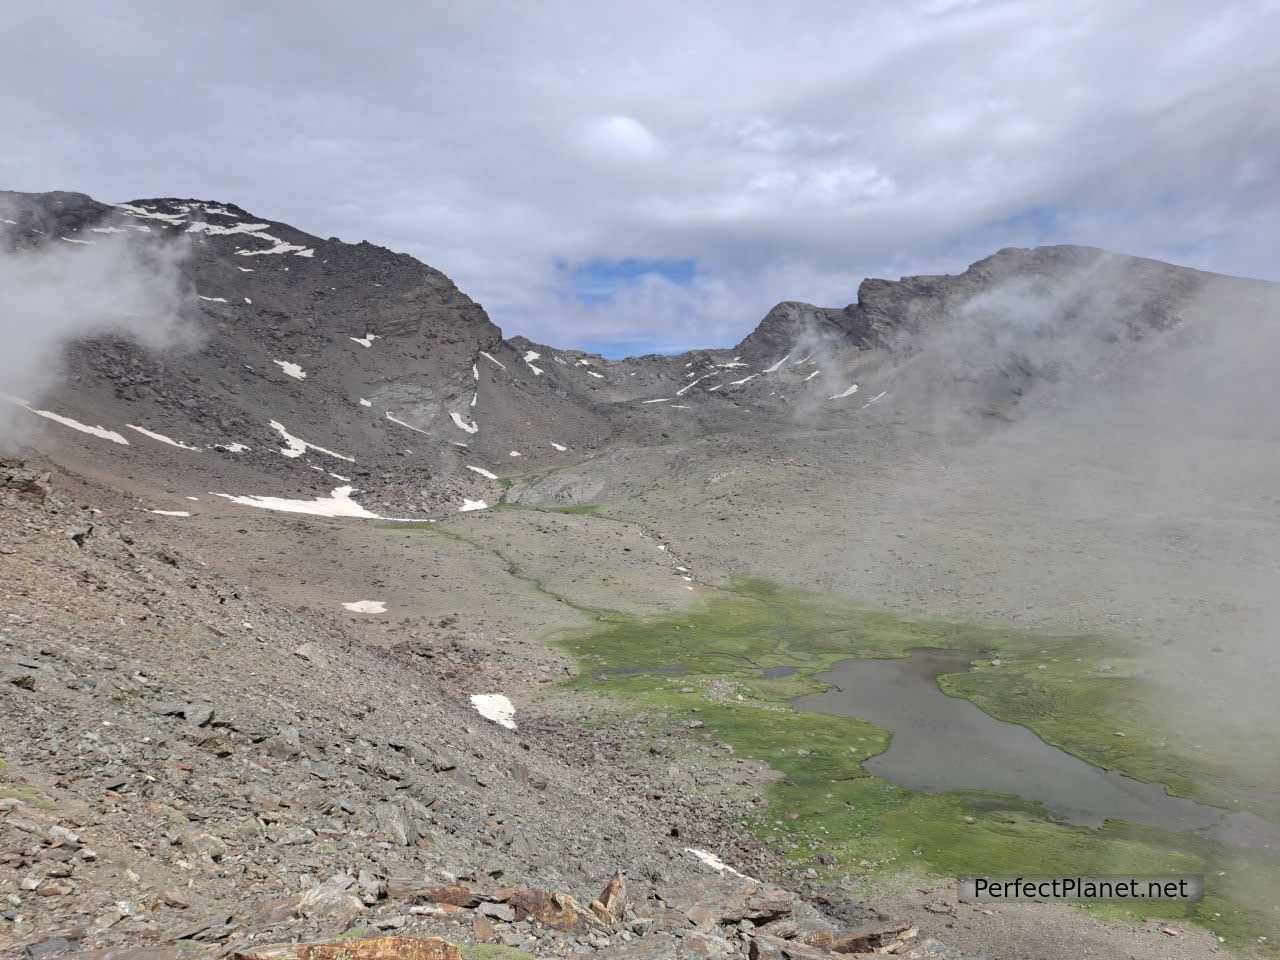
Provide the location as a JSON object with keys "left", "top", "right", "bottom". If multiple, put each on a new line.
{"left": 806, "top": 921, "right": 917, "bottom": 954}
{"left": 499, "top": 887, "right": 603, "bottom": 933}
{"left": 590, "top": 870, "right": 628, "bottom": 922}
{"left": 295, "top": 874, "right": 364, "bottom": 923}
{"left": 661, "top": 876, "right": 794, "bottom": 928}
{"left": 383, "top": 881, "right": 484, "bottom": 908}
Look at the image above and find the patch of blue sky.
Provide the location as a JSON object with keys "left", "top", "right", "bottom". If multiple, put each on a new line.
{"left": 577, "top": 336, "right": 710, "bottom": 359}
{"left": 556, "top": 257, "right": 697, "bottom": 304}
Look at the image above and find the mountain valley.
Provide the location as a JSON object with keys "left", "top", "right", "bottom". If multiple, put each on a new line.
{"left": 3, "top": 188, "right": 1279, "bottom": 960}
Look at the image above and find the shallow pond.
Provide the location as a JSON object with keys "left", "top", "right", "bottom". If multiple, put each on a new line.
{"left": 791, "top": 648, "right": 1278, "bottom": 849}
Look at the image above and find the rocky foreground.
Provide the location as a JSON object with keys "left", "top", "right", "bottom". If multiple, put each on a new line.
{"left": 0, "top": 459, "right": 957, "bottom": 959}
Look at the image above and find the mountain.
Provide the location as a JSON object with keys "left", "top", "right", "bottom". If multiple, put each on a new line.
{"left": 1, "top": 190, "right": 1253, "bottom": 518}
{"left": 3, "top": 188, "right": 1276, "bottom": 960}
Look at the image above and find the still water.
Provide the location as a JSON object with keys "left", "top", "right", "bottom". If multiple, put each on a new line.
{"left": 791, "top": 648, "right": 1276, "bottom": 849}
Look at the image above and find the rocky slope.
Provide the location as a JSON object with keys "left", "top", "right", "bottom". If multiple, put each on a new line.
{"left": 1, "top": 459, "right": 943, "bottom": 959}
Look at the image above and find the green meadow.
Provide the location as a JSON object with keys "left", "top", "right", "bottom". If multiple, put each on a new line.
{"left": 551, "top": 578, "right": 1280, "bottom": 958}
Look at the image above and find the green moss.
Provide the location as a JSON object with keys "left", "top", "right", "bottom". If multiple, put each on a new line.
{"left": 551, "top": 578, "right": 1280, "bottom": 958}
{"left": 154, "top": 803, "right": 190, "bottom": 824}
{"left": 333, "top": 927, "right": 372, "bottom": 941}
{"left": 461, "top": 946, "right": 535, "bottom": 960}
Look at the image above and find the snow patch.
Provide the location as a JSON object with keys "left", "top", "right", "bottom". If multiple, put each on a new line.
{"left": 215, "top": 442, "right": 250, "bottom": 453}
{"left": 730, "top": 375, "right": 759, "bottom": 387}
{"left": 450, "top": 412, "right": 479, "bottom": 434}
{"left": 350, "top": 333, "right": 380, "bottom": 348}
{"left": 862, "top": 389, "right": 888, "bottom": 408}
{"left": 386, "top": 412, "right": 429, "bottom": 435}
{"left": 359, "top": 398, "right": 372, "bottom": 407}
{"left": 125, "top": 424, "right": 201, "bottom": 451}
{"left": 112, "top": 203, "right": 186, "bottom": 223}
{"left": 148, "top": 510, "right": 190, "bottom": 517}
{"left": 236, "top": 239, "right": 308, "bottom": 257}
{"left": 60, "top": 236, "right": 93, "bottom": 245}
{"left": 273, "top": 360, "right": 307, "bottom": 380}
{"left": 803, "top": 370, "right": 820, "bottom": 382}
{"left": 269, "top": 421, "right": 353, "bottom": 461}
{"left": 676, "top": 375, "right": 710, "bottom": 397}
{"left": 685, "top": 848, "right": 756, "bottom": 881}
{"left": 479, "top": 351, "right": 506, "bottom": 370}
{"left": 641, "top": 398, "right": 671, "bottom": 404}
{"left": 470, "top": 693, "right": 517, "bottom": 729}
{"left": 828, "top": 384, "right": 859, "bottom": 400}
{"left": 523, "top": 350, "right": 544, "bottom": 376}
{"left": 89, "top": 226, "right": 126, "bottom": 234}
{"left": 763, "top": 354, "right": 791, "bottom": 374}
{"left": 508, "top": 450, "right": 521, "bottom": 457}
{"left": 459, "top": 499, "right": 489, "bottom": 512}
{"left": 199, "top": 295, "right": 227, "bottom": 303}
{"left": 342, "top": 600, "right": 387, "bottom": 614}
{"left": 587, "top": 371, "right": 604, "bottom": 379}
{"left": 466, "top": 465, "right": 499, "bottom": 480}
{"left": 550, "top": 442, "right": 567, "bottom": 452}
{"left": 3, "top": 396, "right": 129, "bottom": 445}
{"left": 186, "top": 221, "right": 270, "bottom": 236}
{"left": 214, "top": 485, "right": 379, "bottom": 518}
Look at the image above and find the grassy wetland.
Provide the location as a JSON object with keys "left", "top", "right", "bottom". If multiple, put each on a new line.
{"left": 553, "top": 578, "right": 1280, "bottom": 957}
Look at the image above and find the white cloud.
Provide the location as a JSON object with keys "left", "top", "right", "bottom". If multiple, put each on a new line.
{"left": 2, "top": 1, "right": 1275, "bottom": 352}
{"left": 582, "top": 115, "right": 659, "bottom": 161}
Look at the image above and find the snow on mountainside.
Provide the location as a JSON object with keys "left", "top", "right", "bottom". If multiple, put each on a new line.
{"left": 0, "top": 188, "right": 1262, "bottom": 522}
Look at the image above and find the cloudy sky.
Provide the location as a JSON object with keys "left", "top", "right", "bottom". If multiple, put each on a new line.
{"left": 4, "top": 1, "right": 1276, "bottom": 354}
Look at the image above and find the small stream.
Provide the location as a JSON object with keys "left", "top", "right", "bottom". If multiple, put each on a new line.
{"left": 791, "top": 648, "right": 1278, "bottom": 850}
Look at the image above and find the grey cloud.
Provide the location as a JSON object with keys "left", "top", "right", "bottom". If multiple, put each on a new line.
{"left": 2, "top": 1, "right": 1275, "bottom": 351}
{"left": 0, "top": 197, "right": 193, "bottom": 443}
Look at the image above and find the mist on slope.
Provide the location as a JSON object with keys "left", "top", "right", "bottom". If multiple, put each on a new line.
{"left": 865, "top": 253, "right": 1280, "bottom": 839}
{"left": 0, "top": 196, "right": 194, "bottom": 446}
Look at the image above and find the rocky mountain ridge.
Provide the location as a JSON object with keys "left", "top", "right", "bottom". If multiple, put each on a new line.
{"left": 2, "top": 190, "right": 1232, "bottom": 519}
